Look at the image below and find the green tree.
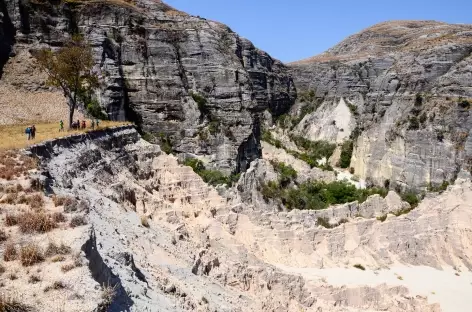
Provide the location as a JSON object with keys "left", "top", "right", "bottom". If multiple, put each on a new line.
{"left": 35, "top": 35, "right": 98, "bottom": 128}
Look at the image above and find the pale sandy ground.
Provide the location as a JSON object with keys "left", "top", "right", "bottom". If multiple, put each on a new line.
{"left": 278, "top": 265, "right": 472, "bottom": 312}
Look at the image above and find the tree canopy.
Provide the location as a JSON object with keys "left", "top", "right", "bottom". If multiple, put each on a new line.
{"left": 35, "top": 35, "right": 99, "bottom": 127}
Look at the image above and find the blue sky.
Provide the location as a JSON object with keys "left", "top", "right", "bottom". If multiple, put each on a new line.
{"left": 164, "top": 0, "right": 472, "bottom": 63}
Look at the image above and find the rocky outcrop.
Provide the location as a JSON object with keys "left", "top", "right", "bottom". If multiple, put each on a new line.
{"left": 289, "top": 21, "right": 472, "bottom": 189}
{"left": 1, "top": 0, "right": 296, "bottom": 173}
{"left": 21, "top": 125, "right": 446, "bottom": 311}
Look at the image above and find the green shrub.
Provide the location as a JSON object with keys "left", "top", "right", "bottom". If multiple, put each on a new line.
{"left": 353, "top": 264, "right": 365, "bottom": 271}
{"left": 159, "top": 133, "right": 173, "bottom": 154}
{"left": 183, "top": 158, "right": 235, "bottom": 187}
{"left": 393, "top": 207, "right": 414, "bottom": 217}
{"left": 198, "top": 170, "right": 229, "bottom": 186}
{"left": 458, "top": 99, "right": 471, "bottom": 109}
{"left": 415, "top": 93, "right": 423, "bottom": 106}
{"left": 262, "top": 179, "right": 376, "bottom": 211}
{"left": 347, "top": 103, "right": 359, "bottom": 116}
{"left": 427, "top": 181, "right": 449, "bottom": 193}
{"left": 299, "top": 90, "right": 316, "bottom": 103}
{"left": 261, "top": 130, "right": 276, "bottom": 144}
{"left": 317, "top": 217, "right": 332, "bottom": 228}
{"left": 408, "top": 116, "right": 419, "bottom": 130}
{"left": 290, "top": 135, "right": 336, "bottom": 167}
{"left": 190, "top": 91, "right": 209, "bottom": 115}
{"left": 260, "top": 181, "right": 282, "bottom": 201}
{"left": 270, "top": 161, "right": 297, "bottom": 186}
{"left": 198, "top": 129, "right": 209, "bottom": 141}
{"left": 277, "top": 114, "right": 292, "bottom": 129}
{"left": 377, "top": 214, "right": 387, "bottom": 222}
{"left": 262, "top": 132, "right": 336, "bottom": 171}
{"left": 184, "top": 158, "right": 206, "bottom": 172}
{"left": 141, "top": 132, "right": 155, "bottom": 143}
{"left": 339, "top": 140, "right": 354, "bottom": 168}
{"left": 401, "top": 191, "right": 419, "bottom": 208}
{"left": 357, "top": 187, "right": 388, "bottom": 203}
{"left": 208, "top": 121, "right": 220, "bottom": 135}
{"left": 86, "top": 99, "right": 108, "bottom": 120}
{"left": 292, "top": 95, "right": 320, "bottom": 127}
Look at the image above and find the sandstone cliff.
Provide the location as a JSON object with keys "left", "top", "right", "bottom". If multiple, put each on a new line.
{"left": 289, "top": 21, "right": 472, "bottom": 189}
{"left": 0, "top": 0, "right": 296, "bottom": 173}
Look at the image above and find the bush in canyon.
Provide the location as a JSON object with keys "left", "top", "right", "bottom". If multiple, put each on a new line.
{"left": 339, "top": 140, "right": 354, "bottom": 168}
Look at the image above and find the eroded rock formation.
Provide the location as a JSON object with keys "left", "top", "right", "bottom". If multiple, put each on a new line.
{"left": 26, "top": 125, "right": 453, "bottom": 312}
{"left": 0, "top": 0, "right": 296, "bottom": 173}
{"left": 289, "top": 21, "right": 472, "bottom": 189}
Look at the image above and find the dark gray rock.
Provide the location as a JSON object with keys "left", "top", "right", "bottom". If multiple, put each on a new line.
{"left": 2, "top": 0, "right": 296, "bottom": 174}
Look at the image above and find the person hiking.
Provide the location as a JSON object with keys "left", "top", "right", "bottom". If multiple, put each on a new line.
{"left": 82, "top": 120, "right": 86, "bottom": 129}
{"left": 91, "top": 119, "right": 95, "bottom": 130}
{"left": 59, "top": 120, "right": 64, "bottom": 132}
{"left": 96, "top": 119, "right": 100, "bottom": 128}
{"left": 31, "top": 125, "right": 36, "bottom": 140}
{"left": 25, "top": 126, "right": 31, "bottom": 140}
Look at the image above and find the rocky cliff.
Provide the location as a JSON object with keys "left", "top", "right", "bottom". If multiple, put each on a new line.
{"left": 0, "top": 0, "right": 296, "bottom": 173}
{"left": 8, "top": 126, "right": 452, "bottom": 312}
{"left": 289, "top": 21, "right": 472, "bottom": 189}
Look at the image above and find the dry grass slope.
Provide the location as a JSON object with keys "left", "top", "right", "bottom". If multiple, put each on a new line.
{"left": 0, "top": 121, "right": 130, "bottom": 151}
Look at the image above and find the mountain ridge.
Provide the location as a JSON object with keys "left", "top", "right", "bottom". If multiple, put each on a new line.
{"left": 290, "top": 20, "right": 472, "bottom": 64}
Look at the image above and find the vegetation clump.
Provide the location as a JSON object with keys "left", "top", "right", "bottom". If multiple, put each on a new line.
{"left": 317, "top": 216, "right": 349, "bottom": 229}
{"left": 208, "top": 120, "right": 220, "bottom": 135}
{"left": 70, "top": 215, "right": 87, "bottom": 228}
{"left": 408, "top": 116, "right": 420, "bottom": 130}
{"left": 353, "top": 264, "right": 366, "bottom": 271}
{"left": 261, "top": 130, "right": 282, "bottom": 148}
{"left": 347, "top": 102, "right": 359, "bottom": 116}
{"left": 339, "top": 140, "right": 354, "bottom": 168}
{"left": 18, "top": 212, "right": 57, "bottom": 233}
{"left": 20, "top": 243, "right": 44, "bottom": 267}
{"left": 377, "top": 214, "right": 388, "bottom": 222}
{"left": 400, "top": 191, "right": 420, "bottom": 208}
{"left": 260, "top": 179, "right": 388, "bottom": 211}
{"left": 427, "top": 181, "right": 449, "bottom": 193}
{"left": 183, "top": 158, "right": 239, "bottom": 187}
{"left": 0, "top": 295, "right": 32, "bottom": 312}
{"left": 415, "top": 93, "right": 423, "bottom": 106}
{"left": 288, "top": 135, "right": 336, "bottom": 170}
{"left": 190, "top": 91, "right": 209, "bottom": 115}
{"left": 270, "top": 161, "right": 297, "bottom": 186}
{"left": 458, "top": 98, "right": 471, "bottom": 109}
{"left": 158, "top": 133, "right": 173, "bottom": 154}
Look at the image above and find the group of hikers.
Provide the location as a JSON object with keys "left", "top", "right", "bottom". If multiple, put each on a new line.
{"left": 60, "top": 119, "right": 100, "bottom": 132}
{"left": 26, "top": 119, "right": 101, "bottom": 141}
{"left": 25, "top": 125, "right": 36, "bottom": 140}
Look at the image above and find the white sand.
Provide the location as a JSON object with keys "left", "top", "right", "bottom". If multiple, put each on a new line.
{"left": 278, "top": 265, "right": 472, "bottom": 312}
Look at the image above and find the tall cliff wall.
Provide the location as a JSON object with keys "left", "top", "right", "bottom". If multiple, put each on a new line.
{"left": 0, "top": 0, "right": 296, "bottom": 173}
{"left": 289, "top": 21, "right": 472, "bottom": 189}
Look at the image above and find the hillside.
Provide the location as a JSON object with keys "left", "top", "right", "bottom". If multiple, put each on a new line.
{"left": 2, "top": 4, "right": 472, "bottom": 311}
{"left": 0, "top": 0, "right": 296, "bottom": 174}
{"left": 288, "top": 20, "right": 472, "bottom": 190}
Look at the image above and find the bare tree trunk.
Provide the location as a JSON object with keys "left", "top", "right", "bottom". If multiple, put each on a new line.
{"left": 69, "top": 99, "right": 76, "bottom": 129}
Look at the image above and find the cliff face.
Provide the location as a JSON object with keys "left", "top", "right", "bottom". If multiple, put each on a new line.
{"left": 0, "top": 0, "right": 296, "bottom": 173}
{"left": 289, "top": 21, "right": 472, "bottom": 189}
